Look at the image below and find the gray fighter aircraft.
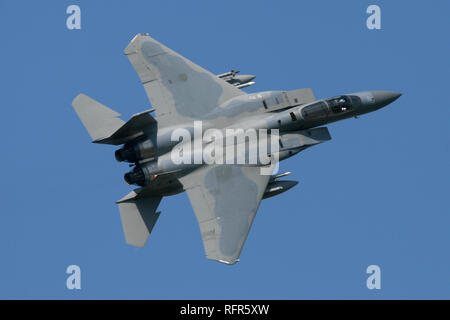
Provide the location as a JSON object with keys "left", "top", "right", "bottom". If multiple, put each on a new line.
{"left": 72, "top": 33, "right": 401, "bottom": 265}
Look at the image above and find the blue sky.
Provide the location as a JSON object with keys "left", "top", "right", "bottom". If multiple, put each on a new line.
{"left": 1, "top": 0, "right": 449, "bottom": 299}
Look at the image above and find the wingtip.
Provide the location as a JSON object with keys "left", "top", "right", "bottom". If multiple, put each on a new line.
{"left": 71, "top": 93, "right": 85, "bottom": 107}
{"left": 212, "top": 258, "right": 240, "bottom": 265}
{"left": 124, "top": 33, "right": 151, "bottom": 55}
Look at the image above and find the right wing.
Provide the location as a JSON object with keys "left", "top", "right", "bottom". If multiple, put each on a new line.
{"left": 124, "top": 33, "right": 245, "bottom": 127}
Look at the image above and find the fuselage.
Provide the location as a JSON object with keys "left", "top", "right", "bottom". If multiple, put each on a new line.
{"left": 121, "top": 90, "right": 401, "bottom": 189}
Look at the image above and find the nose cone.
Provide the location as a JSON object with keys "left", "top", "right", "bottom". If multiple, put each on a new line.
{"left": 371, "top": 91, "right": 402, "bottom": 108}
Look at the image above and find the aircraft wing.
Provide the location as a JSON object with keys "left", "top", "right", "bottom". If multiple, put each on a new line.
{"left": 124, "top": 33, "right": 245, "bottom": 127}
{"left": 178, "top": 165, "right": 271, "bottom": 264}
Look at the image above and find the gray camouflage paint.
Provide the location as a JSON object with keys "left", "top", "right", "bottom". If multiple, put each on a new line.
{"left": 178, "top": 164, "right": 269, "bottom": 264}
{"left": 206, "top": 166, "right": 259, "bottom": 259}
{"left": 125, "top": 34, "right": 244, "bottom": 127}
{"left": 141, "top": 41, "right": 224, "bottom": 119}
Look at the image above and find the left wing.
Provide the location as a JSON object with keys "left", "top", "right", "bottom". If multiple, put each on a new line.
{"left": 178, "top": 165, "right": 271, "bottom": 264}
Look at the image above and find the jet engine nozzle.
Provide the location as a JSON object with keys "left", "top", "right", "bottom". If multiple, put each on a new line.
{"left": 124, "top": 160, "right": 160, "bottom": 186}
{"left": 115, "top": 145, "right": 137, "bottom": 162}
{"left": 124, "top": 167, "right": 147, "bottom": 186}
{"left": 115, "top": 139, "right": 155, "bottom": 163}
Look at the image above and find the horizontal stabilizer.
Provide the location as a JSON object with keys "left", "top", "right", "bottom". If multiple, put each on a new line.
{"left": 117, "top": 190, "right": 162, "bottom": 247}
{"left": 94, "top": 109, "right": 157, "bottom": 145}
{"left": 72, "top": 94, "right": 125, "bottom": 141}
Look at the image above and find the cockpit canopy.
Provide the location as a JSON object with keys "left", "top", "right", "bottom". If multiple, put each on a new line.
{"left": 301, "top": 95, "right": 362, "bottom": 121}
{"left": 327, "top": 96, "right": 352, "bottom": 113}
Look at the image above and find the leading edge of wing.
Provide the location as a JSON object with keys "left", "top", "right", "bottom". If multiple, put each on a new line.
{"left": 178, "top": 165, "right": 271, "bottom": 265}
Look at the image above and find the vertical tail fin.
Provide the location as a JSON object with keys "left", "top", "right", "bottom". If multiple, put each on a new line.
{"left": 72, "top": 94, "right": 125, "bottom": 141}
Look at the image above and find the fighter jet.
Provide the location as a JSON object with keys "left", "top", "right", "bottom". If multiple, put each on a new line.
{"left": 72, "top": 33, "right": 401, "bottom": 265}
